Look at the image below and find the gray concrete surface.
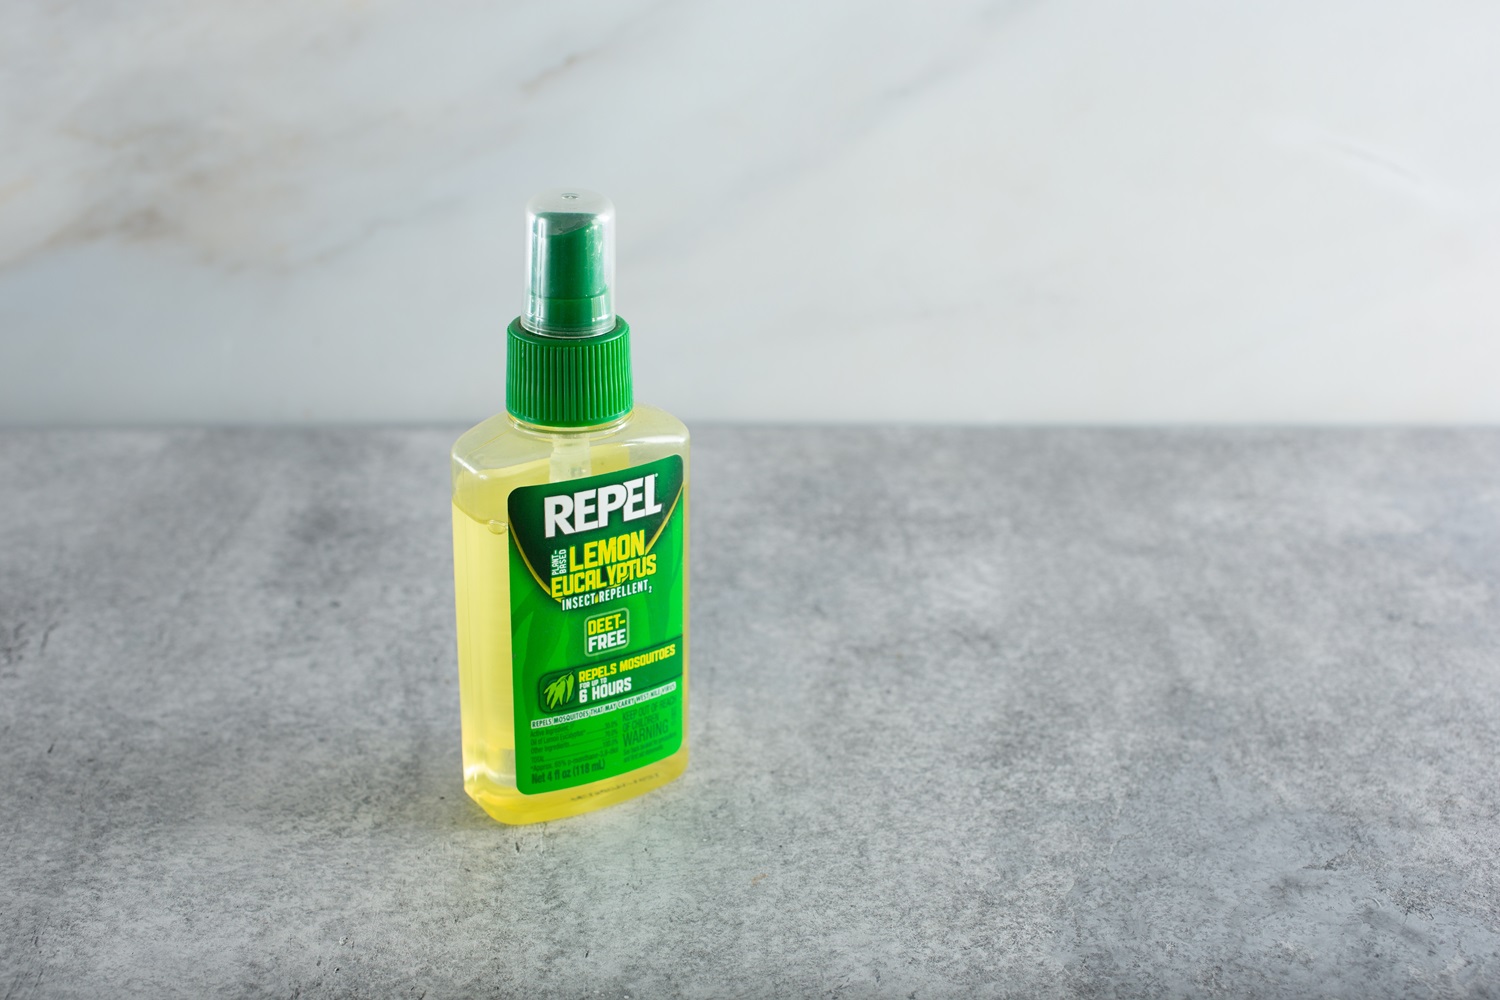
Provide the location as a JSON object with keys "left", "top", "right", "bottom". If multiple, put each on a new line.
{"left": 1, "top": 427, "right": 1498, "bottom": 999}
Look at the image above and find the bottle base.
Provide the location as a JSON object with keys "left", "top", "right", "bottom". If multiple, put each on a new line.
{"left": 463, "top": 747, "right": 688, "bottom": 825}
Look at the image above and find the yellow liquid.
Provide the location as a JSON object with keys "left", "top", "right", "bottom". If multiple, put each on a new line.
{"left": 451, "top": 405, "right": 689, "bottom": 824}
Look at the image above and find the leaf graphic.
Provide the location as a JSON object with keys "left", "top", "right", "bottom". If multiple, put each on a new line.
{"left": 544, "top": 674, "right": 574, "bottom": 710}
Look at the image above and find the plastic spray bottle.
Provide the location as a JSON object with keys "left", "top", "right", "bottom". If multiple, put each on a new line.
{"left": 451, "top": 190, "right": 689, "bottom": 824}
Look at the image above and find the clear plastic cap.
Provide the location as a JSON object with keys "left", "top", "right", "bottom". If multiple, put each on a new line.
{"left": 523, "top": 189, "right": 616, "bottom": 337}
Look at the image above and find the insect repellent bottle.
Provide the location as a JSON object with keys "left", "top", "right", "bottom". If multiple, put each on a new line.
{"left": 451, "top": 190, "right": 689, "bottom": 825}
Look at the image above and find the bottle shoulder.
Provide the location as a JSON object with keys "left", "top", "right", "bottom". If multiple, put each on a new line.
{"left": 452, "top": 404, "right": 688, "bottom": 477}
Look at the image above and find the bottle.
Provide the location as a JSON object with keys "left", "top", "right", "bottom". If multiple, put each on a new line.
{"left": 450, "top": 189, "right": 689, "bottom": 825}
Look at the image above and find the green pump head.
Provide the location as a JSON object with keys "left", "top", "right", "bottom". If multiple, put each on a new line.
{"left": 507, "top": 188, "right": 633, "bottom": 428}
{"left": 523, "top": 189, "right": 615, "bottom": 336}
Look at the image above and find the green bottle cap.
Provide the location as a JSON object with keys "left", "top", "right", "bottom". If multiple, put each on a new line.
{"left": 507, "top": 189, "right": 633, "bottom": 428}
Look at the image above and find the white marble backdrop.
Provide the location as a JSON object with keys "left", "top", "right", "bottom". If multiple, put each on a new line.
{"left": 2, "top": 0, "right": 1497, "bottom": 424}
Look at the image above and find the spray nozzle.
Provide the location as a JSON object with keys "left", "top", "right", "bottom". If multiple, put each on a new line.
{"left": 523, "top": 189, "right": 615, "bottom": 337}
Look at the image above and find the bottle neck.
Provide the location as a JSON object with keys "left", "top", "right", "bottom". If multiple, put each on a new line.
{"left": 506, "top": 412, "right": 631, "bottom": 437}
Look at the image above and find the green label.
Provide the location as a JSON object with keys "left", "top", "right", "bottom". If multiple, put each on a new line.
{"left": 507, "top": 455, "right": 685, "bottom": 794}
